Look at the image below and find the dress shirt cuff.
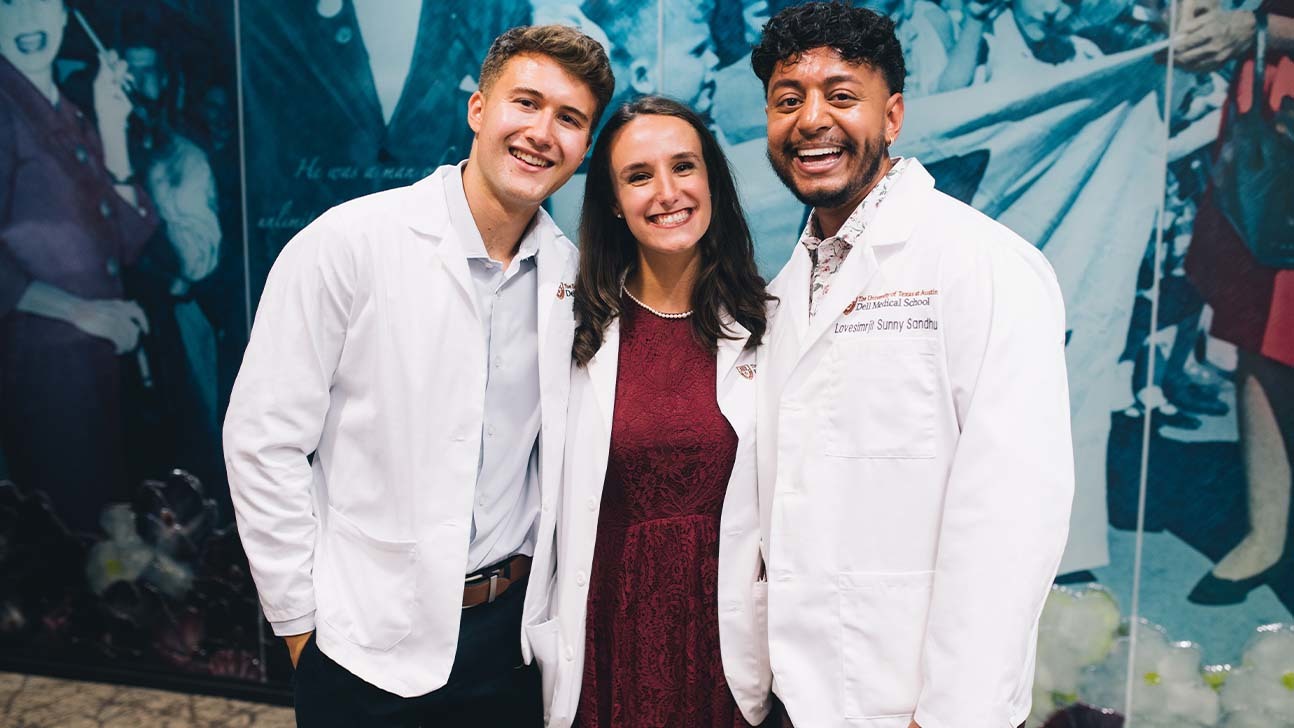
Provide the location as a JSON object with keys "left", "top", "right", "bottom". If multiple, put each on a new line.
{"left": 269, "top": 612, "right": 316, "bottom": 637}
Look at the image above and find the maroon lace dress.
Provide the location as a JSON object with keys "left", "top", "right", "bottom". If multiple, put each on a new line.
{"left": 573, "top": 296, "right": 752, "bottom": 728}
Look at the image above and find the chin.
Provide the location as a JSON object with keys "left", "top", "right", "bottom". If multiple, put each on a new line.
{"left": 498, "top": 176, "right": 554, "bottom": 206}
{"left": 639, "top": 235, "right": 703, "bottom": 257}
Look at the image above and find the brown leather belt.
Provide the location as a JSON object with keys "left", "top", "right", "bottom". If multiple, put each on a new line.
{"left": 463, "top": 554, "right": 531, "bottom": 608}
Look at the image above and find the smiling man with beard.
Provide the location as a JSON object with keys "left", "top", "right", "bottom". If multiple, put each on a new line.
{"left": 750, "top": 4, "right": 1075, "bottom": 727}
{"left": 223, "top": 25, "right": 612, "bottom": 727}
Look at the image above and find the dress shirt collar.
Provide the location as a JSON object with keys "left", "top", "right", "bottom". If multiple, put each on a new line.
{"left": 444, "top": 162, "right": 540, "bottom": 265}
{"left": 798, "top": 157, "right": 911, "bottom": 252}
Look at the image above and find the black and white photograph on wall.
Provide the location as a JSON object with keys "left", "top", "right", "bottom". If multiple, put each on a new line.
{"left": 239, "top": 0, "right": 536, "bottom": 301}
{"left": 0, "top": 0, "right": 1290, "bottom": 718}
{"left": 0, "top": 0, "right": 261, "bottom": 689}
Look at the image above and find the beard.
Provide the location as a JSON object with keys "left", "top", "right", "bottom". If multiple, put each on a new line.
{"left": 767, "top": 130, "right": 888, "bottom": 211}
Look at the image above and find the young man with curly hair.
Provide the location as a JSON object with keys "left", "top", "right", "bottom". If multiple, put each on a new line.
{"left": 751, "top": 4, "right": 1075, "bottom": 727}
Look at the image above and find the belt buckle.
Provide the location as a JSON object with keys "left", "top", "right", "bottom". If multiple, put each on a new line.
{"left": 465, "top": 561, "right": 509, "bottom": 606}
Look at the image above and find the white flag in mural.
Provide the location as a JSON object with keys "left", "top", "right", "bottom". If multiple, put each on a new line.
{"left": 897, "top": 44, "right": 1171, "bottom": 572}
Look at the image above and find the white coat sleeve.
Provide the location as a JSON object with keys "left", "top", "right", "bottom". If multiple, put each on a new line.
{"left": 913, "top": 235, "right": 1074, "bottom": 728}
{"left": 222, "top": 211, "right": 357, "bottom": 635}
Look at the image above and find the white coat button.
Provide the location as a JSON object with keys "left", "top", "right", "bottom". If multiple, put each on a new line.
{"left": 487, "top": 426, "right": 496, "bottom": 437}
{"left": 478, "top": 496, "right": 487, "bottom": 507}
{"left": 586, "top": 498, "right": 596, "bottom": 512}
{"left": 564, "top": 646, "right": 574, "bottom": 661}
{"left": 576, "top": 571, "right": 587, "bottom": 587}
{"left": 541, "top": 501, "right": 552, "bottom": 513}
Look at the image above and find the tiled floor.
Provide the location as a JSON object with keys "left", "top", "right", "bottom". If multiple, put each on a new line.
{"left": 0, "top": 671, "right": 294, "bottom": 727}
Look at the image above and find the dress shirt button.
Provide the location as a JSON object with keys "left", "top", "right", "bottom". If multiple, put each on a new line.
{"left": 98, "top": 199, "right": 112, "bottom": 219}
{"left": 105, "top": 257, "right": 120, "bottom": 277}
{"left": 74, "top": 145, "right": 89, "bottom": 164}
{"left": 334, "top": 26, "right": 353, "bottom": 44}
{"left": 576, "top": 571, "right": 587, "bottom": 587}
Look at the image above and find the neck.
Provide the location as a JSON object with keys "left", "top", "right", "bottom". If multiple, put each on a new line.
{"left": 814, "top": 156, "right": 894, "bottom": 239}
{"left": 19, "top": 67, "right": 57, "bottom": 104}
{"left": 461, "top": 160, "right": 539, "bottom": 266}
{"left": 627, "top": 248, "right": 701, "bottom": 314}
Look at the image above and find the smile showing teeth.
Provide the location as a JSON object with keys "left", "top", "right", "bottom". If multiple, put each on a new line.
{"left": 649, "top": 209, "right": 692, "bottom": 226}
{"left": 14, "top": 32, "right": 47, "bottom": 55}
{"left": 510, "top": 148, "right": 554, "bottom": 168}
{"left": 796, "top": 147, "right": 842, "bottom": 158}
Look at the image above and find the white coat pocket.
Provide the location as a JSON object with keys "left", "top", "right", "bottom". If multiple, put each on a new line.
{"left": 827, "top": 338, "right": 936, "bottom": 459}
{"left": 524, "top": 617, "right": 563, "bottom": 717}
{"left": 837, "top": 570, "right": 933, "bottom": 720}
{"left": 315, "top": 506, "right": 418, "bottom": 650}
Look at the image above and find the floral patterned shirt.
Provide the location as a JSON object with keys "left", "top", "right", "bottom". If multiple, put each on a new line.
{"left": 799, "top": 158, "right": 910, "bottom": 317}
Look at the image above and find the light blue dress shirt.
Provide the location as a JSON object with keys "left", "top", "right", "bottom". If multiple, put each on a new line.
{"left": 443, "top": 164, "right": 543, "bottom": 574}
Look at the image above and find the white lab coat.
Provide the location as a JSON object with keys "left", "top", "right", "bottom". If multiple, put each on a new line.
{"left": 223, "top": 166, "right": 578, "bottom": 697}
{"left": 527, "top": 313, "right": 772, "bottom": 727}
{"left": 756, "top": 160, "right": 1074, "bottom": 728}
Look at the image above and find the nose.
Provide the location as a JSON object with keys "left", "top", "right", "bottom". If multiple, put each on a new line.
{"left": 525, "top": 112, "right": 556, "bottom": 152}
{"left": 700, "top": 47, "right": 719, "bottom": 75}
{"left": 795, "top": 91, "right": 832, "bottom": 137}
{"left": 12, "top": 1, "right": 34, "bottom": 23}
{"left": 654, "top": 174, "right": 680, "bottom": 208}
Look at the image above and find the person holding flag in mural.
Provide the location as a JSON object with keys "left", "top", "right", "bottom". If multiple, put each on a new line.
{"left": 751, "top": 3, "right": 1074, "bottom": 726}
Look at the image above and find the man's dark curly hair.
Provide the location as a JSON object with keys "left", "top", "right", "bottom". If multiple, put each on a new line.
{"left": 751, "top": 2, "right": 906, "bottom": 95}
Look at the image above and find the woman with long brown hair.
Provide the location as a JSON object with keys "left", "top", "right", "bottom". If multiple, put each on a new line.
{"left": 525, "top": 96, "right": 774, "bottom": 727}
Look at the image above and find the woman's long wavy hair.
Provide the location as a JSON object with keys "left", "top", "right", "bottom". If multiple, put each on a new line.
{"left": 572, "top": 96, "right": 774, "bottom": 367}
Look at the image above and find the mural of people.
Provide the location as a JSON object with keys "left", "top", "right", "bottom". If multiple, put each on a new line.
{"left": 239, "top": 0, "right": 531, "bottom": 299}
{"left": 0, "top": 1, "right": 1290, "bottom": 719}
{"left": 1181, "top": 0, "right": 1294, "bottom": 605}
{"left": 0, "top": 0, "right": 156, "bottom": 533}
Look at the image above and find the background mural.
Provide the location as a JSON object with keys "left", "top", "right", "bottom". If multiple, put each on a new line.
{"left": 1, "top": 0, "right": 1289, "bottom": 723}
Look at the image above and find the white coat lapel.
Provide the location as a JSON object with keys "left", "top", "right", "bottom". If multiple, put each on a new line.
{"left": 716, "top": 316, "right": 752, "bottom": 422}
{"left": 407, "top": 172, "right": 480, "bottom": 322}
{"left": 774, "top": 246, "right": 811, "bottom": 352}
{"left": 796, "top": 161, "right": 934, "bottom": 355}
{"left": 800, "top": 243, "right": 880, "bottom": 355}
{"left": 534, "top": 217, "right": 574, "bottom": 380}
{"left": 586, "top": 316, "right": 620, "bottom": 435}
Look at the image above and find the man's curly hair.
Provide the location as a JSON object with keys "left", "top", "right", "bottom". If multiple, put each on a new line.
{"left": 751, "top": 2, "right": 906, "bottom": 95}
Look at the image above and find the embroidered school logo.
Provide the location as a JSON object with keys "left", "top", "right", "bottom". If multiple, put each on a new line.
{"left": 556, "top": 282, "right": 575, "bottom": 300}
{"left": 737, "top": 364, "right": 757, "bottom": 380}
{"left": 842, "top": 297, "right": 863, "bottom": 316}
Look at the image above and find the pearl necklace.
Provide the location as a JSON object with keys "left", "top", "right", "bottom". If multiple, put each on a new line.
{"left": 623, "top": 287, "right": 693, "bottom": 319}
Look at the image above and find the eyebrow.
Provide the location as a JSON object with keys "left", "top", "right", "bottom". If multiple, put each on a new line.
{"left": 618, "top": 151, "right": 702, "bottom": 175}
{"left": 511, "top": 86, "right": 591, "bottom": 126}
{"left": 769, "top": 73, "right": 862, "bottom": 93}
